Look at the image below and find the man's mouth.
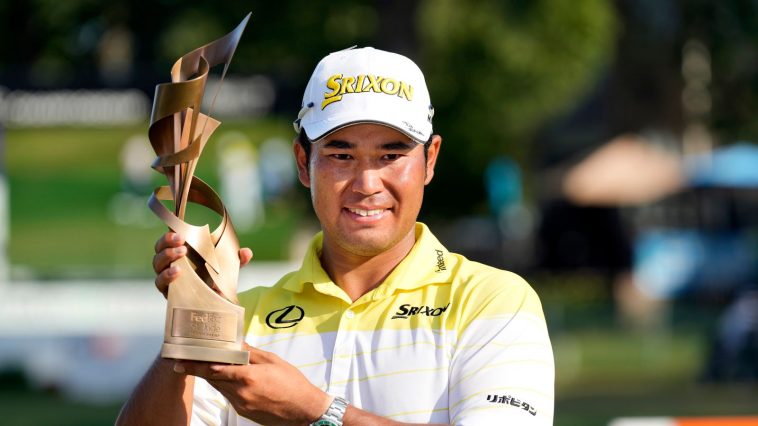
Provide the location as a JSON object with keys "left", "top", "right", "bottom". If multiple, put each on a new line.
{"left": 347, "top": 207, "right": 387, "bottom": 217}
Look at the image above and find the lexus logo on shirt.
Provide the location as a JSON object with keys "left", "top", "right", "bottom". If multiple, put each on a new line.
{"left": 265, "top": 305, "right": 305, "bottom": 329}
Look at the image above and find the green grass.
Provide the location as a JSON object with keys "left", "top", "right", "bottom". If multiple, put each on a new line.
{"left": 554, "top": 329, "right": 705, "bottom": 392}
{"left": 528, "top": 272, "right": 758, "bottom": 425}
{"left": 554, "top": 323, "right": 758, "bottom": 425}
{"left": 556, "top": 384, "right": 758, "bottom": 426}
{"left": 0, "top": 388, "right": 122, "bottom": 426}
{"left": 6, "top": 121, "right": 310, "bottom": 278}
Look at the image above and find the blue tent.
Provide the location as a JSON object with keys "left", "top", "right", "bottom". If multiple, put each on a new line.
{"left": 687, "top": 142, "right": 758, "bottom": 188}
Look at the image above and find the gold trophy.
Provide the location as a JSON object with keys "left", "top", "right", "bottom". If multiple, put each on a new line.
{"left": 147, "top": 14, "right": 251, "bottom": 364}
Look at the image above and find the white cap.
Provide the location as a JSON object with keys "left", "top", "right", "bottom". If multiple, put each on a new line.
{"left": 293, "top": 47, "right": 434, "bottom": 143}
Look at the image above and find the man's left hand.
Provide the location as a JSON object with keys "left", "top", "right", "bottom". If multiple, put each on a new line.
{"left": 174, "top": 344, "right": 331, "bottom": 426}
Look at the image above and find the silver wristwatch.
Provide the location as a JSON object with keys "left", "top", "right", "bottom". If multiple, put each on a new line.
{"left": 311, "top": 395, "right": 349, "bottom": 426}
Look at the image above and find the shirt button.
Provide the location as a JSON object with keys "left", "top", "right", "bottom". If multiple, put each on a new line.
{"left": 344, "top": 309, "right": 355, "bottom": 319}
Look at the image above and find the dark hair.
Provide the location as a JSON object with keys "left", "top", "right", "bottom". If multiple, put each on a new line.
{"left": 297, "top": 130, "right": 312, "bottom": 162}
{"left": 297, "top": 130, "right": 433, "bottom": 169}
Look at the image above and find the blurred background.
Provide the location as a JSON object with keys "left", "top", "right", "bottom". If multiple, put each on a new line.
{"left": 1, "top": 0, "right": 758, "bottom": 425}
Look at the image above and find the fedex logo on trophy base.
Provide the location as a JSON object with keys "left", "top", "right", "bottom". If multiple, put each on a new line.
{"left": 191, "top": 312, "right": 209, "bottom": 323}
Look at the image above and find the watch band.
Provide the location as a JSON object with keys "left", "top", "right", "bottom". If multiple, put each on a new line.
{"left": 311, "top": 395, "right": 349, "bottom": 426}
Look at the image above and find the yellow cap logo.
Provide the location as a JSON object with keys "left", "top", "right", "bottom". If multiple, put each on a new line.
{"left": 322, "top": 74, "right": 414, "bottom": 109}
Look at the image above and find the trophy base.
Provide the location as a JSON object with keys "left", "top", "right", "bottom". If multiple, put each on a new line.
{"left": 160, "top": 256, "right": 248, "bottom": 365}
{"left": 162, "top": 343, "right": 249, "bottom": 364}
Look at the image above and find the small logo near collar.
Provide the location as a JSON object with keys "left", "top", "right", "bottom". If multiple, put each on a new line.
{"left": 265, "top": 305, "right": 305, "bottom": 329}
{"left": 434, "top": 249, "right": 446, "bottom": 273}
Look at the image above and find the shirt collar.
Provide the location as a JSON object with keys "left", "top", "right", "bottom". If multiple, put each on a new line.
{"left": 282, "top": 222, "right": 456, "bottom": 301}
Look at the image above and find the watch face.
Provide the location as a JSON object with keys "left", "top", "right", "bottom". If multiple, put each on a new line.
{"left": 313, "top": 421, "right": 338, "bottom": 426}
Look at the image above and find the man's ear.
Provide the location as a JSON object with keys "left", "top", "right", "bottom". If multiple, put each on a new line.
{"left": 293, "top": 139, "right": 311, "bottom": 188}
{"left": 424, "top": 135, "right": 442, "bottom": 185}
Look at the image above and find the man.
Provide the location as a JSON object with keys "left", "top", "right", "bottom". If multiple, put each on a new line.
{"left": 118, "top": 47, "right": 554, "bottom": 425}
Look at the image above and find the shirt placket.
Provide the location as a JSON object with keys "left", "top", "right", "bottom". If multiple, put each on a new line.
{"left": 326, "top": 305, "right": 358, "bottom": 397}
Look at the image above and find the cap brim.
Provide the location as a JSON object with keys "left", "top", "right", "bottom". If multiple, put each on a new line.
{"left": 305, "top": 120, "right": 426, "bottom": 144}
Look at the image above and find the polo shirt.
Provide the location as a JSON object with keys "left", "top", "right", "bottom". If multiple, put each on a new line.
{"left": 191, "top": 222, "right": 554, "bottom": 425}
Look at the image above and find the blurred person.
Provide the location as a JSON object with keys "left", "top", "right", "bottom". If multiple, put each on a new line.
{"left": 259, "top": 137, "right": 297, "bottom": 201}
{"left": 108, "top": 134, "right": 157, "bottom": 226}
{"left": 703, "top": 284, "right": 758, "bottom": 382}
{"left": 117, "top": 47, "right": 554, "bottom": 425}
{"left": 119, "top": 135, "right": 155, "bottom": 194}
{"left": 217, "top": 132, "right": 264, "bottom": 232}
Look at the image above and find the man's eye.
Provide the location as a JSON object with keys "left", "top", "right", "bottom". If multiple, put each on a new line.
{"left": 383, "top": 154, "right": 402, "bottom": 161}
{"left": 330, "top": 154, "right": 352, "bottom": 160}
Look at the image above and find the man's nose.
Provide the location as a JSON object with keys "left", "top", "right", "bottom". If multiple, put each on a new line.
{"left": 352, "top": 166, "right": 383, "bottom": 195}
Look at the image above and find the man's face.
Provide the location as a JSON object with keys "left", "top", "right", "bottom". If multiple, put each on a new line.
{"left": 295, "top": 124, "right": 441, "bottom": 257}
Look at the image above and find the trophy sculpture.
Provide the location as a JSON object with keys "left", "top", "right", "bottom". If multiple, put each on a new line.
{"left": 147, "top": 13, "right": 251, "bottom": 364}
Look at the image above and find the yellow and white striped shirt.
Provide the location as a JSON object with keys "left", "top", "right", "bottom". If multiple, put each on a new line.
{"left": 192, "top": 223, "right": 554, "bottom": 425}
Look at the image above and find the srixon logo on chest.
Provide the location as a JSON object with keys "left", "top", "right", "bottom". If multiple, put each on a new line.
{"left": 392, "top": 302, "right": 450, "bottom": 320}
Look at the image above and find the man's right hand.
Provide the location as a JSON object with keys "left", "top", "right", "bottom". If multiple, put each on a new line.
{"left": 152, "top": 232, "right": 253, "bottom": 298}
{"left": 153, "top": 232, "right": 187, "bottom": 298}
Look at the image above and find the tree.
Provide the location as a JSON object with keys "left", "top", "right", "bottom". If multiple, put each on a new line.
{"left": 417, "top": 0, "right": 617, "bottom": 213}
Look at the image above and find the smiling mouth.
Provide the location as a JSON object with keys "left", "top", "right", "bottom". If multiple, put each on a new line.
{"left": 346, "top": 207, "right": 387, "bottom": 217}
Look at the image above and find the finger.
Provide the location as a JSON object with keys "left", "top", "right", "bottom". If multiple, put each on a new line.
{"left": 154, "top": 232, "right": 184, "bottom": 254}
{"left": 246, "top": 346, "right": 278, "bottom": 364}
{"left": 239, "top": 248, "right": 253, "bottom": 267}
{"left": 154, "top": 265, "right": 180, "bottom": 297}
{"left": 152, "top": 245, "right": 187, "bottom": 274}
{"left": 174, "top": 361, "right": 240, "bottom": 381}
{"left": 228, "top": 343, "right": 267, "bottom": 364}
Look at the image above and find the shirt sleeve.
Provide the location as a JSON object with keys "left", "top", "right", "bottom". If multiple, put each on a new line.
{"left": 448, "top": 275, "right": 554, "bottom": 425}
{"left": 191, "top": 377, "right": 231, "bottom": 426}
